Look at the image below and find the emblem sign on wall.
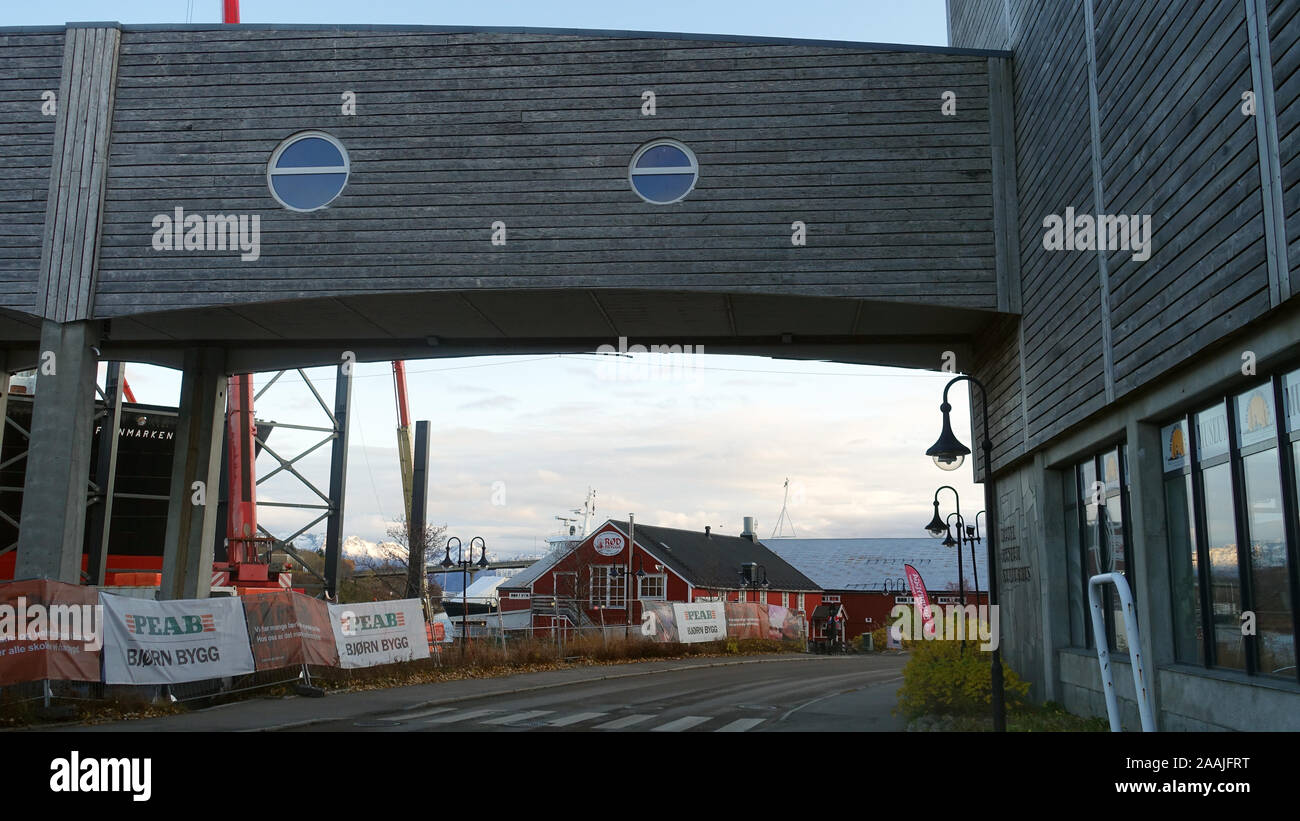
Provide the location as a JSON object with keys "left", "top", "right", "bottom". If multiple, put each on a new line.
{"left": 593, "top": 531, "right": 625, "bottom": 557}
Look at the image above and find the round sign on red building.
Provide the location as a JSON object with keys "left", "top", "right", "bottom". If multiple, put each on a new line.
{"left": 593, "top": 532, "right": 626, "bottom": 556}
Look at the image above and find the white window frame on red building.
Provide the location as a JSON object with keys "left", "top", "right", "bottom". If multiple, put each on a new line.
{"left": 590, "top": 565, "right": 626, "bottom": 609}
{"left": 638, "top": 573, "right": 666, "bottom": 601}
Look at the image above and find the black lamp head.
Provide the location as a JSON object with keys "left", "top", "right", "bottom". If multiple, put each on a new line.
{"left": 925, "top": 500, "right": 947, "bottom": 537}
{"left": 927, "top": 402, "right": 971, "bottom": 471}
{"left": 942, "top": 530, "right": 958, "bottom": 548}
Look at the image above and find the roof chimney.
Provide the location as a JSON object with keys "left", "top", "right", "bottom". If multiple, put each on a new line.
{"left": 705, "top": 526, "right": 711, "bottom": 538}
{"left": 741, "top": 517, "right": 757, "bottom": 542}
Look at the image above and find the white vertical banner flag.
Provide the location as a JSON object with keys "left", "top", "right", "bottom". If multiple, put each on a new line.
{"left": 100, "top": 592, "right": 256, "bottom": 684}
{"left": 329, "top": 599, "right": 430, "bottom": 668}
{"left": 673, "top": 601, "right": 727, "bottom": 643}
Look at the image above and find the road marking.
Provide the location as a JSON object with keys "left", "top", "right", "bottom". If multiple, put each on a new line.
{"left": 396, "top": 707, "right": 455, "bottom": 721}
{"left": 650, "top": 716, "right": 711, "bottom": 732}
{"left": 594, "top": 714, "right": 656, "bottom": 730}
{"left": 425, "top": 708, "right": 497, "bottom": 724}
{"left": 714, "top": 718, "right": 765, "bottom": 733}
{"left": 778, "top": 675, "right": 903, "bottom": 723}
{"left": 546, "top": 712, "right": 607, "bottom": 727}
{"left": 482, "top": 710, "right": 554, "bottom": 725}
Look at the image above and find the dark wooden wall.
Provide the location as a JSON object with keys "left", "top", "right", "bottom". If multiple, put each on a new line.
{"left": 1273, "top": 0, "right": 1300, "bottom": 275}
{"left": 0, "top": 29, "right": 63, "bottom": 316}
{"left": 79, "top": 28, "right": 1002, "bottom": 316}
{"left": 1099, "top": 0, "right": 1268, "bottom": 398}
{"left": 951, "top": 0, "right": 1290, "bottom": 474}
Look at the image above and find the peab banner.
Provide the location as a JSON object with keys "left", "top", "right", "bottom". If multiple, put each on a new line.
{"left": 328, "top": 599, "right": 430, "bottom": 668}
{"left": 101, "top": 593, "right": 256, "bottom": 685}
{"left": 674, "top": 601, "right": 727, "bottom": 643}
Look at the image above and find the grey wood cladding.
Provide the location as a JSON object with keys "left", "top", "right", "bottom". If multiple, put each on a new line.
{"left": 85, "top": 28, "right": 1000, "bottom": 315}
{"left": 35, "top": 26, "right": 121, "bottom": 322}
{"left": 1100, "top": 0, "right": 1269, "bottom": 399}
{"left": 953, "top": 0, "right": 1283, "bottom": 474}
{"left": 0, "top": 30, "right": 63, "bottom": 315}
{"left": 1272, "top": 0, "right": 1300, "bottom": 284}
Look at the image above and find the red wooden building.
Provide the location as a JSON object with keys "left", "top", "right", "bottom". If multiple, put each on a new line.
{"left": 499, "top": 519, "right": 821, "bottom": 635}
{"left": 765, "top": 538, "right": 990, "bottom": 644}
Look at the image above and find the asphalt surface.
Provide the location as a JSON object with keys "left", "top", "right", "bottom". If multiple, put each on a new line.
{"left": 311, "top": 653, "right": 908, "bottom": 733}
{"left": 53, "top": 652, "right": 908, "bottom": 733}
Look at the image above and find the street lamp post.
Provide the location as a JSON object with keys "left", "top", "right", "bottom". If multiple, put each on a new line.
{"left": 926, "top": 374, "right": 1006, "bottom": 732}
{"left": 924, "top": 485, "right": 967, "bottom": 606}
{"left": 609, "top": 558, "right": 647, "bottom": 641}
{"left": 439, "top": 536, "right": 490, "bottom": 661}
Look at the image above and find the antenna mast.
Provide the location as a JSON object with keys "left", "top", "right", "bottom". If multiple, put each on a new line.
{"left": 771, "top": 478, "right": 797, "bottom": 538}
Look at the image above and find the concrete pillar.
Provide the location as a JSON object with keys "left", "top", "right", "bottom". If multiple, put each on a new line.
{"left": 160, "top": 348, "right": 227, "bottom": 600}
{"left": 1036, "top": 451, "right": 1069, "bottom": 702}
{"left": 1126, "top": 416, "right": 1174, "bottom": 722}
{"left": 15, "top": 320, "right": 99, "bottom": 582}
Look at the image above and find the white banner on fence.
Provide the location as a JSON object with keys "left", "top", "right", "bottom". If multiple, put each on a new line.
{"left": 329, "top": 599, "right": 430, "bottom": 668}
{"left": 100, "top": 592, "right": 256, "bottom": 685}
{"left": 674, "top": 602, "right": 727, "bottom": 643}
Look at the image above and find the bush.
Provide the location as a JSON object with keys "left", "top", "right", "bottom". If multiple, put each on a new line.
{"left": 896, "top": 638, "right": 1031, "bottom": 719}
{"left": 871, "top": 626, "right": 890, "bottom": 651}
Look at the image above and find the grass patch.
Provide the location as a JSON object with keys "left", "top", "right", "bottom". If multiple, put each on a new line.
{"left": 908, "top": 701, "right": 1109, "bottom": 732}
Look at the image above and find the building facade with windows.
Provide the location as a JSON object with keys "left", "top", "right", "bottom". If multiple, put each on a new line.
{"left": 766, "top": 538, "right": 989, "bottom": 644}
{"left": 498, "top": 520, "right": 821, "bottom": 636}
{"left": 949, "top": 0, "right": 1300, "bottom": 729}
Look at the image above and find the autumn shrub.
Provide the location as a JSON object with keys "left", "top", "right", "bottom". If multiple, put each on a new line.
{"left": 896, "top": 637, "right": 1031, "bottom": 719}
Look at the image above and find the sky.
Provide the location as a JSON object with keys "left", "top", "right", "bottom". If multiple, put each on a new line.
{"left": 8, "top": 0, "right": 983, "bottom": 559}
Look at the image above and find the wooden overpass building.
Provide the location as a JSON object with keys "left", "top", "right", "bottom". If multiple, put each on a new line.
{"left": 0, "top": 1, "right": 1298, "bottom": 729}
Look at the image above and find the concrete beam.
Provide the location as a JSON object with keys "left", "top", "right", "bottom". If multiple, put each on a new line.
{"left": 160, "top": 347, "right": 227, "bottom": 600}
{"left": 15, "top": 320, "right": 99, "bottom": 582}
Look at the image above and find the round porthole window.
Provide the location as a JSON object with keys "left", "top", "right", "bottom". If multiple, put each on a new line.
{"left": 628, "top": 139, "right": 698, "bottom": 204}
{"left": 267, "top": 131, "right": 350, "bottom": 212}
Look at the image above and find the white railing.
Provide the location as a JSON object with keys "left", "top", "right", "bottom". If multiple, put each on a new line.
{"left": 1087, "top": 572, "right": 1156, "bottom": 732}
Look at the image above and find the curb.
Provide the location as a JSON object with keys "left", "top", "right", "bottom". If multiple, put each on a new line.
{"left": 250, "top": 653, "right": 852, "bottom": 732}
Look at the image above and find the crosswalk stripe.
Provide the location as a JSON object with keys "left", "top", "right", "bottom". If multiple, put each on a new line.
{"left": 546, "top": 712, "right": 607, "bottom": 727}
{"left": 425, "top": 708, "right": 497, "bottom": 724}
{"left": 397, "top": 707, "right": 455, "bottom": 721}
{"left": 714, "top": 718, "right": 765, "bottom": 733}
{"left": 650, "top": 716, "right": 711, "bottom": 733}
{"left": 594, "top": 714, "right": 656, "bottom": 730}
{"left": 482, "top": 710, "right": 554, "bottom": 725}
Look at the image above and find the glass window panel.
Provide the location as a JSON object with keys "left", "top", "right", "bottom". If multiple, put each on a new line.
{"left": 1284, "top": 371, "right": 1300, "bottom": 433}
{"left": 1102, "top": 448, "right": 1121, "bottom": 492}
{"left": 1235, "top": 386, "right": 1277, "bottom": 449}
{"left": 1202, "top": 463, "right": 1245, "bottom": 669}
{"left": 635, "top": 144, "right": 691, "bottom": 169}
{"left": 1065, "top": 483, "right": 1084, "bottom": 647}
{"left": 1162, "top": 420, "right": 1189, "bottom": 473}
{"left": 1242, "top": 448, "right": 1294, "bottom": 678}
{"left": 632, "top": 173, "right": 696, "bottom": 203}
{"left": 1195, "top": 403, "right": 1230, "bottom": 461}
{"left": 1166, "top": 473, "right": 1203, "bottom": 663}
{"left": 275, "top": 136, "right": 345, "bottom": 168}
{"left": 271, "top": 173, "right": 347, "bottom": 210}
{"left": 1078, "top": 459, "right": 1096, "bottom": 505}
{"left": 1105, "top": 494, "right": 1129, "bottom": 651}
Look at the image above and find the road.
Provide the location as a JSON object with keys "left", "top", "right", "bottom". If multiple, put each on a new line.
{"left": 297, "top": 653, "right": 907, "bottom": 733}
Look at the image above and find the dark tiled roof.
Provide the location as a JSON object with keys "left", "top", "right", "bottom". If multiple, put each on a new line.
{"left": 607, "top": 520, "right": 820, "bottom": 592}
